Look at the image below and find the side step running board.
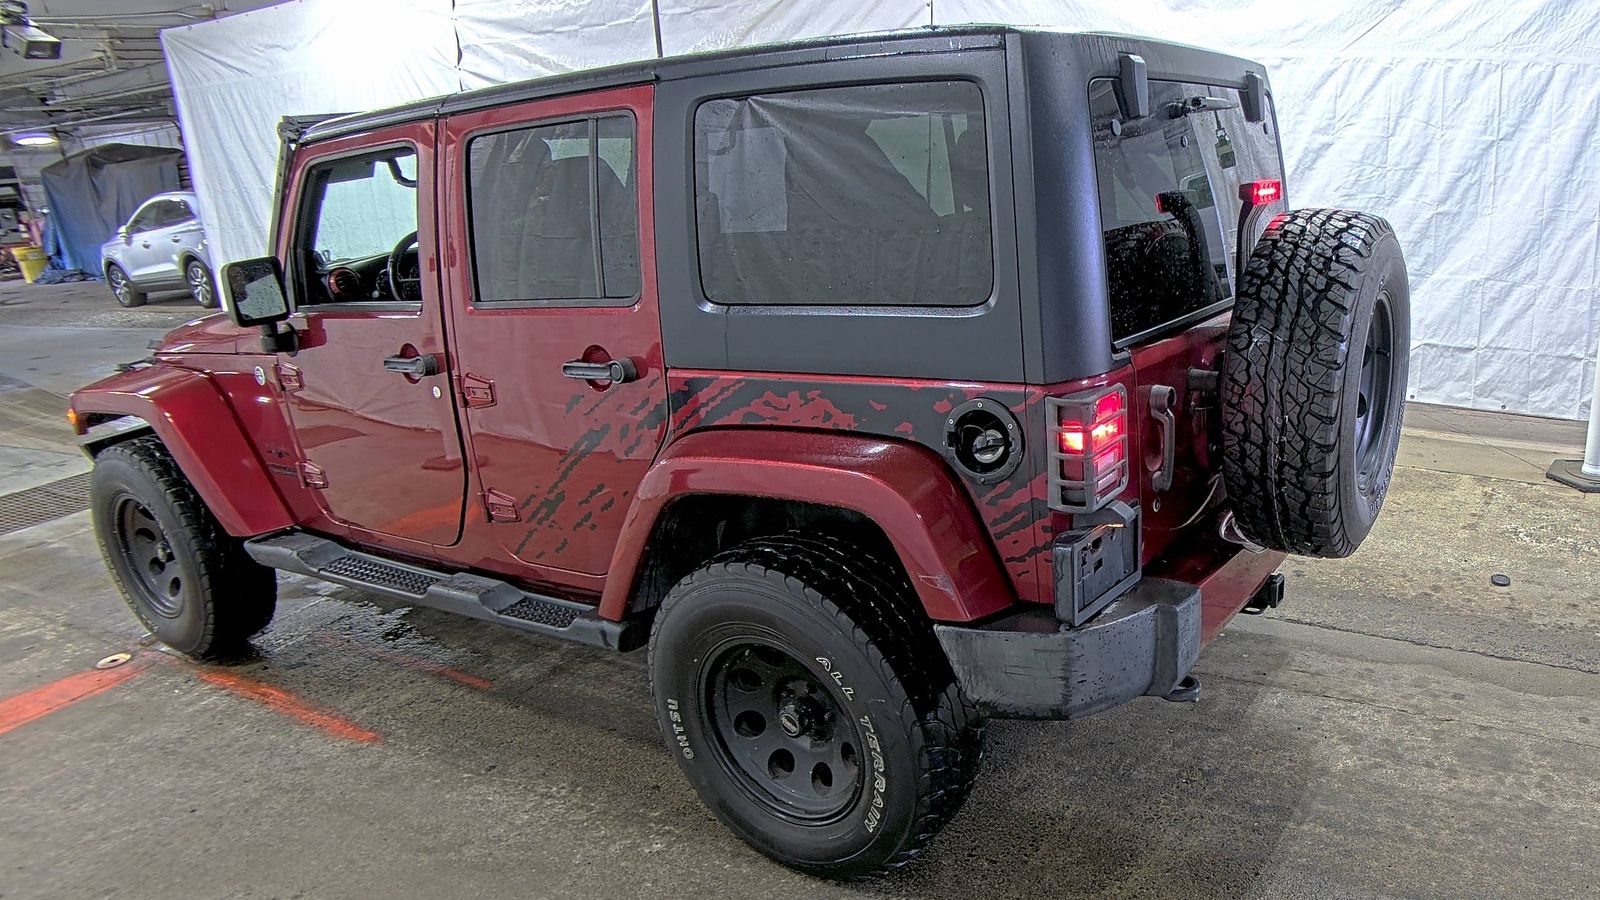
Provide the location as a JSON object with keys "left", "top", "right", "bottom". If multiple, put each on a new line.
{"left": 244, "top": 532, "right": 644, "bottom": 651}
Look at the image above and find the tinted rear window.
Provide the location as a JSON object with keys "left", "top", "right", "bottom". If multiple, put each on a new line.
{"left": 1090, "top": 78, "right": 1282, "bottom": 342}
{"left": 693, "top": 80, "right": 993, "bottom": 306}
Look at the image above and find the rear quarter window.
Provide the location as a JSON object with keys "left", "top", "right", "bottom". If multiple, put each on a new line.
{"left": 693, "top": 80, "right": 993, "bottom": 307}
{"left": 1090, "top": 78, "right": 1282, "bottom": 343}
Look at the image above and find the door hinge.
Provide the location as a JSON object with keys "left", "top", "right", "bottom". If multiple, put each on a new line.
{"left": 276, "top": 361, "right": 303, "bottom": 393}
{"left": 483, "top": 488, "right": 519, "bottom": 523}
{"left": 460, "top": 372, "right": 496, "bottom": 409}
{"left": 299, "top": 461, "right": 328, "bottom": 489}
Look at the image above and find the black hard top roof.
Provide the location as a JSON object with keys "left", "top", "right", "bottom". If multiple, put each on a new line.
{"left": 296, "top": 25, "right": 1266, "bottom": 145}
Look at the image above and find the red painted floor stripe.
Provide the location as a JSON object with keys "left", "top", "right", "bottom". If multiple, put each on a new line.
{"left": 315, "top": 633, "right": 493, "bottom": 691}
{"left": 196, "top": 670, "right": 381, "bottom": 743}
{"left": 0, "top": 658, "right": 149, "bottom": 738}
{"left": 364, "top": 651, "right": 494, "bottom": 691}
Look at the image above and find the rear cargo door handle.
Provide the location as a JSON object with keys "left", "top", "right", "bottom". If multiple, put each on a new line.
{"left": 383, "top": 353, "right": 440, "bottom": 377}
{"left": 1148, "top": 385, "right": 1176, "bottom": 492}
{"left": 562, "top": 357, "right": 637, "bottom": 386}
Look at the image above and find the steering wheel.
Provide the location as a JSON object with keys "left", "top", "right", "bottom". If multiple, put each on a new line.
{"left": 387, "top": 231, "right": 420, "bottom": 301}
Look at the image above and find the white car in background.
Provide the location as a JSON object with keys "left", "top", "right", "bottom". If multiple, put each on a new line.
{"left": 100, "top": 191, "right": 216, "bottom": 308}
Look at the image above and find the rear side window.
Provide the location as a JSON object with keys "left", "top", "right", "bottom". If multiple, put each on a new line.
{"left": 1090, "top": 78, "right": 1282, "bottom": 343}
{"left": 693, "top": 80, "right": 992, "bottom": 307}
{"left": 160, "top": 200, "right": 197, "bottom": 226}
{"left": 467, "top": 114, "right": 639, "bottom": 304}
{"left": 130, "top": 200, "right": 187, "bottom": 232}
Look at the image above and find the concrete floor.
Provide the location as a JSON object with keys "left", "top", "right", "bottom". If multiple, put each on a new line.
{"left": 1, "top": 279, "right": 1597, "bottom": 899}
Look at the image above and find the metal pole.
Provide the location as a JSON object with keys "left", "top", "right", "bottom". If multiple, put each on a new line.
{"left": 1583, "top": 340, "right": 1600, "bottom": 477}
{"left": 1547, "top": 337, "right": 1600, "bottom": 491}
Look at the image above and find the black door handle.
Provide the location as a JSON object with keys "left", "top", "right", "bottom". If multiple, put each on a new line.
{"left": 562, "top": 357, "right": 638, "bottom": 386}
{"left": 383, "top": 353, "right": 440, "bottom": 377}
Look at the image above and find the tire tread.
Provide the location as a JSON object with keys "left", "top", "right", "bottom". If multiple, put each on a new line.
{"left": 1221, "top": 208, "right": 1402, "bottom": 557}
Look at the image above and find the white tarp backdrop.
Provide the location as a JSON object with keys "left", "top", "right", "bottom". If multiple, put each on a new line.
{"left": 162, "top": 0, "right": 1600, "bottom": 420}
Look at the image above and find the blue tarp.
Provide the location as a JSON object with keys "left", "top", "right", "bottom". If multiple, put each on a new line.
{"left": 39, "top": 144, "right": 183, "bottom": 276}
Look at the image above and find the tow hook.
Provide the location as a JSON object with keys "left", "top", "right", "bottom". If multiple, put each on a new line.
{"left": 1162, "top": 674, "right": 1202, "bottom": 703}
{"left": 1239, "top": 572, "right": 1286, "bottom": 616}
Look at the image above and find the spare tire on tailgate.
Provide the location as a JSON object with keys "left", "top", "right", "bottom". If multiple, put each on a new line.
{"left": 1221, "top": 208, "right": 1409, "bottom": 558}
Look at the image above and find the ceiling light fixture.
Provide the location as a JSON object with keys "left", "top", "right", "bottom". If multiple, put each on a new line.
{"left": 12, "top": 132, "right": 56, "bottom": 146}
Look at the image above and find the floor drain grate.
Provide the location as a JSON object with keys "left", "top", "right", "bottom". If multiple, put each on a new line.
{"left": 0, "top": 472, "right": 94, "bottom": 537}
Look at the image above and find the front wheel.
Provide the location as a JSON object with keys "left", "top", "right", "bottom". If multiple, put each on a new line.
{"left": 648, "top": 534, "right": 982, "bottom": 879}
{"left": 91, "top": 436, "right": 276, "bottom": 657}
{"left": 107, "top": 264, "right": 145, "bottom": 308}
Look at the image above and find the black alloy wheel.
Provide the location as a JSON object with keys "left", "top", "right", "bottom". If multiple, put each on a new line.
{"left": 113, "top": 494, "right": 185, "bottom": 619}
{"left": 703, "top": 638, "right": 863, "bottom": 823}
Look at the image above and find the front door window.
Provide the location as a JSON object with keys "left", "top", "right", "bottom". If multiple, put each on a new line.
{"left": 299, "top": 148, "right": 420, "bottom": 304}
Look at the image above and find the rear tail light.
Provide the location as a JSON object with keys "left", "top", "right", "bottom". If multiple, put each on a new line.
{"left": 1241, "top": 179, "right": 1282, "bottom": 206}
{"left": 1047, "top": 385, "right": 1130, "bottom": 512}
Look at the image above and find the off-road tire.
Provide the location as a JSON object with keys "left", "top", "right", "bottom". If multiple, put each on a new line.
{"left": 91, "top": 436, "right": 276, "bottom": 657}
{"left": 1222, "top": 208, "right": 1410, "bottom": 557}
{"left": 106, "top": 264, "right": 146, "bottom": 308}
{"left": 648, "top": 533, "right": 983, "bottom": 879}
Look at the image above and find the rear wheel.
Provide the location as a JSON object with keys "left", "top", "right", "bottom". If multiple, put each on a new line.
{"left": 648, "top": 533, "right": 982, "bottom": 879}
{"left": 107, "top": 264, "right": 145, "bottom": 308}
{"left": 91, "top": 436, "right": 276, "bottom": 657}
{"left": 1222, "top": 208, "right": 1410, "bottom": 557}
{"left": 185, "top": 260, "right": 218, "bottom": 308}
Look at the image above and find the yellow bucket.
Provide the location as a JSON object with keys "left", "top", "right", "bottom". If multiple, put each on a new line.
{"left": 14, "top": 246, "right": 47, "bottom": 283}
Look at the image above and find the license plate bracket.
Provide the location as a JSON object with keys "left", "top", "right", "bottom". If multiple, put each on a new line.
{"left": 1052, "top": 503, "right": 1142, "bottom": 626}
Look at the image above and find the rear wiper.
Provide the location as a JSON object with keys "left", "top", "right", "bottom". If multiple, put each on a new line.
{"left": 1167, "top": 96, "right": 1239, "bottom": 118}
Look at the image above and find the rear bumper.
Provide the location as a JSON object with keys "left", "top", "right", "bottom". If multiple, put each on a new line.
{"left": 934, "top": 577, "right": 1202, "bottom": 720}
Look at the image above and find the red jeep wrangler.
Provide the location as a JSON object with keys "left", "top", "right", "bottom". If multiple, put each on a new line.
{"left": 70, "top": 28, "right": 1408, "bottom": 878}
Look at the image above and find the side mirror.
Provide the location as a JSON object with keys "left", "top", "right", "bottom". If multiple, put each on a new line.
{"left": 116, "top": 226, "right": 129, "bottom": 242}
{"left": 222, "top": 257, "right": 291, "bottom": 327}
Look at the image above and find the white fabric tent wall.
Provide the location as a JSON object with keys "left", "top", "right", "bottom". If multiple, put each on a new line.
{"left": 161, "top": 0, "right": 1599, "bottom": 420}
{"left": 454, "top": 0, "right": 658, "bottom": 90}
{"left": 655, "top": 0, "right": 926, "bottom": 54}
{"left": 162, "top": 0, "right": 459, "bottom": 268}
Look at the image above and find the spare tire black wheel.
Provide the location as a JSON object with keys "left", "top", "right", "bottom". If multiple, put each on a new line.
{"left": 1222, "top": 208, "right": 1410, "bottom": 558}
